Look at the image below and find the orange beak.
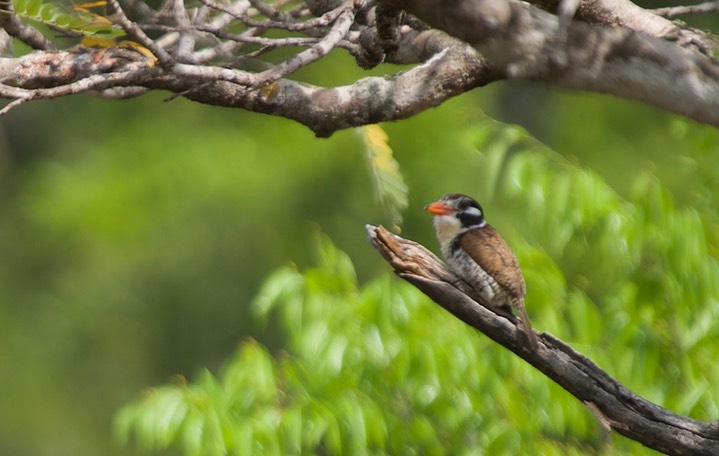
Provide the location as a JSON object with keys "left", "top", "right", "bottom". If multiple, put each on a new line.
{"left": 424, "top": 201, "right": 454, "bottom": 215}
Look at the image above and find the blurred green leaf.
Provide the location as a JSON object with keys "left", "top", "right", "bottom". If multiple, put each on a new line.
{"left": 251, "top": 266, "right": 305, "bottom": 327}
{"left": 13, "top": 0, "right": 124, "bottom": 38}
{"left": 122, "top": 230, "right": 706, "bottom": 455}
{"left": 110, "top": 114, "right": 719, "bottom": 455}
{"left": 4, "top": 82, "right": 719, "bottom": 456}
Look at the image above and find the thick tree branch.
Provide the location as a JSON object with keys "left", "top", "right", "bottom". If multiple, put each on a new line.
{"left": 366, "top": 224, "right": 719, "bottom": 456}
{"left": 0, "top": 40, "right": 494, "bottom": 137}
{"left": 382, "top": 0, "right": 719, "bottom": 128}
{"left": 0, "top": 48, "right": 155, "bottom": 88}
{"left": 3, "top": 0, "right": 719, "bottom": 135}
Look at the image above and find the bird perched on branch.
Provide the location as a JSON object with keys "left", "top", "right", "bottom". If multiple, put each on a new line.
{"left": 425, "top": 193, "right": 539, "bottom": 350}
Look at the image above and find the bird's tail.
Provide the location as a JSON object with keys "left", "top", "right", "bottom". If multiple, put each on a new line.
{"left": 515, "top": 302, "right": 539, "bottom": 351}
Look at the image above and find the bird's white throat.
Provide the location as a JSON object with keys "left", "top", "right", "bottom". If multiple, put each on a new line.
{"left": 432, "top": 214, "right": 462, "bottom": 248}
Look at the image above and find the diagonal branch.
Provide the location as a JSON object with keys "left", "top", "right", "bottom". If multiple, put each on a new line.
{"left": 366, "top": 224, "right": 719, "bottom": 456}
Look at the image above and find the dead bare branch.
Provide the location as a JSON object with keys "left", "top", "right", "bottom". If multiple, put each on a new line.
{"left": 366, "top": 224, "right": 719, "bottom": 456}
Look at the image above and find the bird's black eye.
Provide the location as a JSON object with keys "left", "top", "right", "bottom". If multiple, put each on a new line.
{"left": 453, "top": 197, "right": 484, "bottom": 227}
{"left": 456, "top": 197, "right": 478, "bottom": 212}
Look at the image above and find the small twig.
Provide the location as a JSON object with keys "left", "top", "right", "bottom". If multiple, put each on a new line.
{"left": 211, "top": 31, "right": 320, "bottom": 63}
{"left": 0, "top": 94, "right": 30, "bottom": 116}
{"left": 193, "top": 39, "right": 245, "bottom": 62}
{"left": 172, "top": 62, "right": 258, "bottom": 85}
{"left": 107, "top": 0, "right": 174, "bottom": 67}
{"left": 197, "top": 0, "right": 251, "bottom": 20}
{"left": 653, "top": 2, "right": 719, "bottom": 18}
{"left": 145, "top": 23, "right": 322, "bottom": 62}
{"left": 0, "top": 68, "right": 156, "bottom": 116}
{"left": 184, "top": 25, "right": 321, "bottom": 46}
{"left": 253, "top": 6, "right": 355, "bottom": 86}
{"left": 247, "top": 0, "right": 289, "bottom": 21}
{"left": 8, "top": 70, "right": 155, "bottom": 97}
{"left": 153, "top": 1, "right": 233, "bottom": 49}
{"left": 0, "top": 29, "right": 11, "bottom": 54}
{"left": 337, "top": 38, "right": 362, "bottom": 55}
{"left": 238, "top": 2, "right": 347, "bottom": 31}
{"left": 173, "top": 0, "right": 196, "bottom": 61}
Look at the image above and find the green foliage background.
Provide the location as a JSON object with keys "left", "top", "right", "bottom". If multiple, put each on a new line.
{"left": 1, "top": 45, "right": 719, "bottom": 455}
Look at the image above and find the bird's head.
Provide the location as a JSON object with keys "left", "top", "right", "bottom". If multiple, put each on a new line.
{"left": 425, "top": 193, "right": 486, "bottom": 245}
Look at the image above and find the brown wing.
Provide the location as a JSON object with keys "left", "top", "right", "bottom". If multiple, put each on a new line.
{"left": 458, "top": 226, "right": 538, "bottom": 349}
{"left": 457, "top": 225, "right": 526, "bottom": 301}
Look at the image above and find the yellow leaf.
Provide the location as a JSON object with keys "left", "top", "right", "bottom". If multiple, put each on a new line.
{"left": 359, "top": 125, "right": 408, "bottom": 231}
{"left": 73, "top": 1, "right": 107, "bottom": 8}
{"left": 119, "top": 40, "right": 159, "bottom": 66}
{"left": 82, "top": 36, "right": 116, "bottom": 48}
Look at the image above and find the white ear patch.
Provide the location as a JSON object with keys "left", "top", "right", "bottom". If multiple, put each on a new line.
{"left": 464, "top": 206, "right": 482, "bottom": 218}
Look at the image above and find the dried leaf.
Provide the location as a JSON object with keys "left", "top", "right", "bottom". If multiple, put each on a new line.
{"left": 359, "top": 125, "right": 408, "bottom": 231}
